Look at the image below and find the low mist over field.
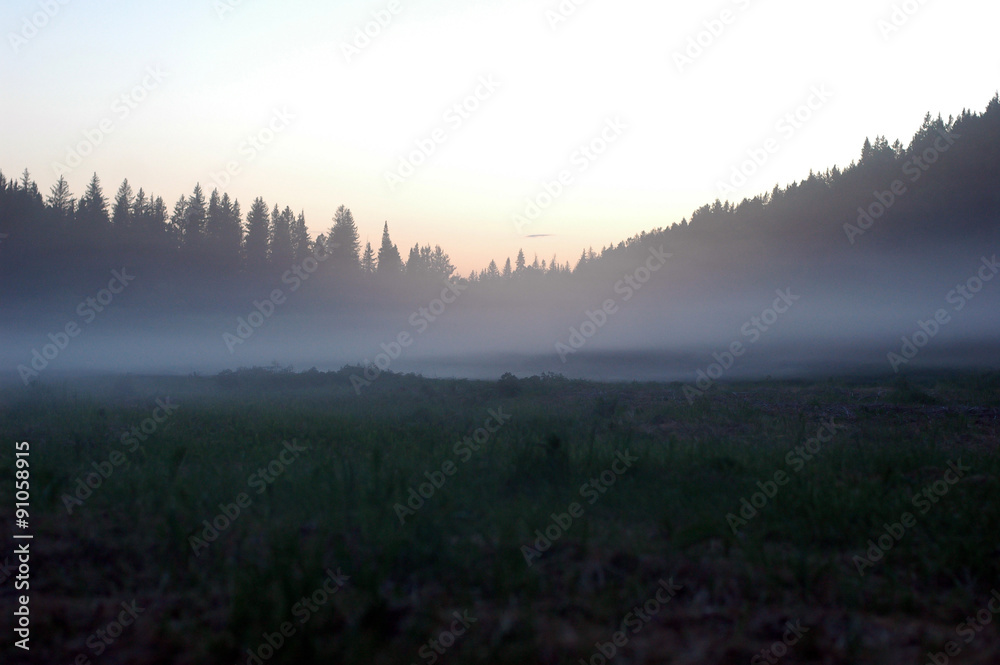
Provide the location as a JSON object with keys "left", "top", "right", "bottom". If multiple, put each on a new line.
{"left": 3, "top": 3, "right": 1000, "bottom": 383}
{"left": 3, "top": 113, "right": 1000, "bottom": 382}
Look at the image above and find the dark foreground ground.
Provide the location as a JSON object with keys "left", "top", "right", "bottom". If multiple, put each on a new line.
{"left": 1, "top": 369, "right": 998, "bottom": 664}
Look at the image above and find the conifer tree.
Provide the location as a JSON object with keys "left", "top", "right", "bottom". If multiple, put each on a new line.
{"left": 181, "top": 184, "right": 207, "bottom": 247}
{"left": 290, "top": 211, "right": 311, "bottom": 261}
{"left": 78, "top": 172, "right": 110, "bottom": 234}
{"left": 111, "top": 179, "right": 133, "bottom": 231}
{"left": 270, "top": 204, "right": 294, "bottom": 267}
{"left": 328, "top": 205, "right": 360, "bottom": 269}
{"left": 244, "top": 197, "right": 270, "bottom": 271}
{"left": 46, "top": 175, "right": 73, "bottom": 216}
{"left": 361, "top": 241, "right": 375, "bottom": 274}
{"left": 376, "top": 221, "right": 403, "bottom": 275}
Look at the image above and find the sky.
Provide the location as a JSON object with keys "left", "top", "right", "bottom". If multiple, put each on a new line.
{"left": 2, "top": 0, "right": 998, "bottom": 274}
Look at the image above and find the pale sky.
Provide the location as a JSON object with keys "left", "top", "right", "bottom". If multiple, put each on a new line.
{"left": 2, "top": 0, "right": 998, "bottom": 273}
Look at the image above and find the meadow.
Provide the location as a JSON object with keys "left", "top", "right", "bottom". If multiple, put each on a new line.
{"left": 1, "top": 368, "right": 998, "bottom": 664}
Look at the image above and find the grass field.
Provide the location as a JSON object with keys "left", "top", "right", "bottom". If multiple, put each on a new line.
{"left": 2, "top": 369, "right": 999, "bottom": 664}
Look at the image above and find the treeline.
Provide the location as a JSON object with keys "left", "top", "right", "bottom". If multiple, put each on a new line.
{"left": 0, "top": 172, "right": 456, "bottom": 280}
{"left": 2, "top": 94, "right": 999, "bottom": 303}
{"left": 0, "top": 169, "right": 583, "bottom": 289}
